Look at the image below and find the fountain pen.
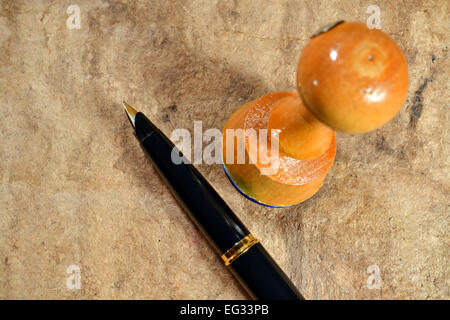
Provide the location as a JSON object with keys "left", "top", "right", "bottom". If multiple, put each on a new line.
{"left": 122, "top": 102, "right": 303, "bottom": 300}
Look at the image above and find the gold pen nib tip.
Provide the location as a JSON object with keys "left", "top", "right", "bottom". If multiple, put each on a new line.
{"left": 122, "top": 101, "right": 138, "bottom": 128}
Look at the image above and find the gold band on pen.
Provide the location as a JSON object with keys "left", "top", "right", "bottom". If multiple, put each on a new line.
{"left": 221, "top": 234, "right": 259, "bottom": 266}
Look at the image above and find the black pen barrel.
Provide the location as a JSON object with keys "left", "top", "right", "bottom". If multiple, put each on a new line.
{"left": 230, "top": 243, "right": 304, "bottom": 300}
{"left": 135, "top": 112, "right": 248, "bottom": 253}
{"left": 133, "top": 112, "right": 303, "bottom": 300}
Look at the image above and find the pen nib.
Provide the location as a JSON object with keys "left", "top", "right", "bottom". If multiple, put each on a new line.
{"left": 122, "top": 101, "right": 138, "bottom": 128}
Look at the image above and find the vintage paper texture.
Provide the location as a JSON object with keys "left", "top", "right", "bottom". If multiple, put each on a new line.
{"left": 0, "top": 0, "right": 448, "bottom": 299}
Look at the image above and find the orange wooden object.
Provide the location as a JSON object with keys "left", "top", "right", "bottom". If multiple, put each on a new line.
{"left": 222, "top": 92, "right": 336, "bottom": 207}
{"left": 222, "top": 21, "right": 408, "bottom": 207}
{"left": 268, "top": 95, "right": 334, "bottom": 160}
{"left": 297, "top": 21, "right": 409, "bottom": 133}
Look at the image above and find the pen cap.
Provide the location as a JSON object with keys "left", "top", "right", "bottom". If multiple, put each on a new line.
{"left": 134, "top": 112, "right": 250, "bottom": 254}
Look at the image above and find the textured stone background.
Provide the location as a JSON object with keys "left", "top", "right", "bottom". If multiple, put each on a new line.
{"left": 0, "top": 0, "right": 448, "bottom": 299}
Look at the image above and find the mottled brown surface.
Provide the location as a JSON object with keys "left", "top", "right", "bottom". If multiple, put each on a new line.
{"left": 0, "top": 0, "right": 448, "bottom": 299}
